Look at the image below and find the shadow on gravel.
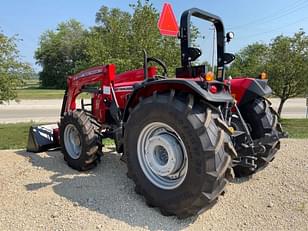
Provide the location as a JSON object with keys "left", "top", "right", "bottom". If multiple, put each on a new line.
{"left": 15, "top": 150, "right": 195, "bottom": 230}
{"left": 230, "top": 177, "right": 252, "bottom": 184}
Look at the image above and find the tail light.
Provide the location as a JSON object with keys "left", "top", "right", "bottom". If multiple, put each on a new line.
{"left": 209, "top": 85, "right": 218, "bottom": 94}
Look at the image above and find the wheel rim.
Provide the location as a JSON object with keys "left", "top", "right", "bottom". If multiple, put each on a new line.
{"left": 137, "top": 122, "right": 188, "bottom": 190}
{"left": 63, "top": 124, "right": 81, "bottom": 159}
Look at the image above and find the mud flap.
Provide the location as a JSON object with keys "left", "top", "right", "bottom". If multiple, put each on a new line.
{"left": 26, "top": 124, "right": 60, "bottom": 153}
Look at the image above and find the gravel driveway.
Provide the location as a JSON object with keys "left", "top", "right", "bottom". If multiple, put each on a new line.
{"left": 0, "top": 139, "right": 307, "bottom": 230}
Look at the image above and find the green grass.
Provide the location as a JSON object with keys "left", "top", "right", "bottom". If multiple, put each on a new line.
{"left": 0, "top": 119, "right": 307, "bottom": 150}
{"left": 0, "top": 122, "right": 34, "bottom": 149}
{"left": 16, "top": 88, "right": 92, "bottom": 100}
{"left": 16, "top": 88, "right": 65, "bottom": 100}
{"left": 21, "top": 79, "right": 40, "bottom": 88}
{"left": 0, "top": 123, "right": 115, "bottom": 150}
{"left": 103, "top": 138, "right": 115, "bottom": 147}
{"left": 16, "top": 79, "right": 64, "bottom": 99}
{"left": 281, "top": 119, "right": 308, "bottom": 139}
{"left": 16, "top": 80, "right": 93, "bottom": 100}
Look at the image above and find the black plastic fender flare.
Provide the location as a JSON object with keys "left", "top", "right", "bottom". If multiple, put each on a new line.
{"left": 122, "top": 79, "right": 233, "bottom": 122}
{"left": 239, "top": 79, "right": 272, "bottom": 106}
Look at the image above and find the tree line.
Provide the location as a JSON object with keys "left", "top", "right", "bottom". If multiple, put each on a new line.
{"left": 35, "top": 0, "right": 181, "bottom": 89}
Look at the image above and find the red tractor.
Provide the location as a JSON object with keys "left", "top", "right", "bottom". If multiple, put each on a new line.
{"left": 27, "top": 4, "right": 287, "bottom": 218}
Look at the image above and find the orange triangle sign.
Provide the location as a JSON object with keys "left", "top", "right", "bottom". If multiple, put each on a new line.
{"left": 157, "top": 3, "right": 179, "bottom": 37}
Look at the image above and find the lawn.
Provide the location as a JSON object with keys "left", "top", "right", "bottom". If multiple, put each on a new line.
{"left": 0, "top": 123, "right": 114, "bottom": 150}
{"left": 0, "top": 123, "right": 34, "bottom": 149}
{"left": 280, "top": 119, "right": 308, "bottom": 139}
{"left": 16, "top": 88, "right": 92, "bottom": 100}
{"left": 16, "top": 88, "right": 65, "bottom": 100}
{"left": 0, "top": 119, "right": 306, "bottom": 150}
{"left": 16, "top": 79, "right": 65, "bottom": 100}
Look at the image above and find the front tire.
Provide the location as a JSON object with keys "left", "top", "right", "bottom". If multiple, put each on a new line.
{"left": 233, "top": 98, "right": 282, "bottom": 177}
{"left": 125, "top": 92, "right": 234, "bottom": 218}
{"left": 60, "top": 110, "right": 100, "bottom": 171}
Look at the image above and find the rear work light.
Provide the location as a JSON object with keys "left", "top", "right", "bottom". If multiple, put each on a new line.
{"left": 259, "top": 72, "right": 268, "bottom": 80}
{"left": 205, "top": 71, "right": 214, "bottom": 81}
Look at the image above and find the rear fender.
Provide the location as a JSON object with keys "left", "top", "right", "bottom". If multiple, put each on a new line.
{"left": 122, "top": 79, "right": 233, "bottom": 122}
{"left": 230, "top": 78, "right": 272, "bottom": 106}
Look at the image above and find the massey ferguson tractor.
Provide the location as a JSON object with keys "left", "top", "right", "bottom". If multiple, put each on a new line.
{"left": 27, "top": 4, "right": 287, "bottom": 218}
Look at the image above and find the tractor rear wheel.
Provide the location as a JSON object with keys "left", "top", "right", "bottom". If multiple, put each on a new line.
{"left": 233, "top": 98, "right": 281, "bottom": 177}
{"left": 60, "top": 110, "right": 100, "bottom": 171}
{"left": 125, "top": 91, "right": 234, "bottom": 218}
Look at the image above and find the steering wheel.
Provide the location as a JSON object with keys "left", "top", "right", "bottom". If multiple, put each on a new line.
{"left": 143, "top": 50, "right": 168, "bottom": 80}
{"left": 147, "top": 57, "right": 168, "bottom": 78}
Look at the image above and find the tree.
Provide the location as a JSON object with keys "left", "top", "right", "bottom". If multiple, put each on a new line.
{"left": 35, "top": 19, "right": 87, "bottom": 88}
{"left": 0, "top": 32, "right": 32, "bottom": 102}
{"left": 35, "top": 0, "right": 200, "bottom": 88}
{"left": 267, "top": 31, "right": 308, "bottom": 116}
{"left": 84, "top": 5, "right": 133, "bottom": 73}
{"left": 87, "top": 0, "right": 182, "bottom": 74}
{"left": 227, "top": 31, "right": 308, "bottom": 117}
{"left": 129, "top": 0, "right": 181, "bottom": 74}
{"left": 227, "top": 43, "right": 268, "bottom": 77}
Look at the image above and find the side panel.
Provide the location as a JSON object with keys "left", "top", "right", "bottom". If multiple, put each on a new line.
{"left": 115, "top": 67, "right": 157, "bottom": 84}
{"left": 113, "top": 67, "right": 157, "bottom": 109}
{"left": 230, "top": 78, "right": 253, "bottom": 103}
{"left": 114, "top": 81, "right": 137, "bottom": 109}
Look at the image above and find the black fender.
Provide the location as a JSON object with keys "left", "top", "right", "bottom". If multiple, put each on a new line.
{"left": 238, "top": 79, "right": 272, "bottom": 106}
{"left": 249, "top": 79, "right": 272, "bottom": 97}
{"left": 122, "top": 78, "right": 233, "bottom": 122}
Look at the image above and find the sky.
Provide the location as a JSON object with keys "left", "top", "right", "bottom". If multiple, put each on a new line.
{"left": 0, "top": 0, "right": 308, "bottom": 71}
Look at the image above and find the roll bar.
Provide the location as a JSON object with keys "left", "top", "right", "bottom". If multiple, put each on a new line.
{"left": 180, "top": 8, "right": 226, "bottom": 81}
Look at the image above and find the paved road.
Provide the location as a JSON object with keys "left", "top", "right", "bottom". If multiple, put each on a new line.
{"left": 0, "top": 100, "right": 61, "bottom": 123}
{"left": 0, "top": 98, "right": 306, "bottom": 123}
{"left": 270, "top": 98, "right": 306, "bottom": 118}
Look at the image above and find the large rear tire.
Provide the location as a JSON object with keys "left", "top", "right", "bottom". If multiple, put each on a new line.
{"left": 125, "top": 91, "right": 234, "bottom": 218}
{"left": 60, "top": 110, "right": 100, "bottom": 171}
{"left": 233, "top": 98, "right": 281, "bottom": 177}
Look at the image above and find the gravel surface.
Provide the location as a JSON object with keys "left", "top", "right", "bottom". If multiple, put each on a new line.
{"left": 0, "top": 139, "right": 307, "bottom": 231}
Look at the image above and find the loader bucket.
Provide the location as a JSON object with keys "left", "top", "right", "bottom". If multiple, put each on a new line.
{"left": 26, "top": 124, "right": 60, "bottom": 153}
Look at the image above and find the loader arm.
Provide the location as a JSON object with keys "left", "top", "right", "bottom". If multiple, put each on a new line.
{"left": 62, "top": 65, "right": 116, "bottom": 121}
